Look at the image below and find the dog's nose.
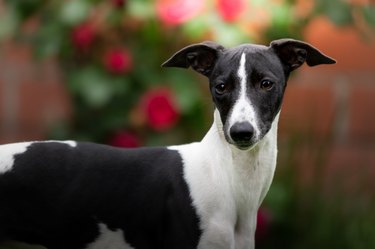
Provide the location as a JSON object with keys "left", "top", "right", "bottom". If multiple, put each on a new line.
{"left": 230, "top": 122, "right": 254, "bottom": 145}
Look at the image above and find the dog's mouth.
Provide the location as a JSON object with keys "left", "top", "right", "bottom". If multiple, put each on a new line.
{"left": 224, "top": 132, "right": 258, "bottom": 150}
{"left": 231, "top": 140, "right": 258, "bottom": 151}
{"left": 236, "top": 143, "right": 254, "bottom": 150}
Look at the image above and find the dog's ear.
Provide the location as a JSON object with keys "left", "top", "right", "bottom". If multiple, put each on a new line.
{"left": 162, "top": 41, "right": 225, "bottom": 77}
{"left": 270, "top": 39, "right": 336, "bottom": 72}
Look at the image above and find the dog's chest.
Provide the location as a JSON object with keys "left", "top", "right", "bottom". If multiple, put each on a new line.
{"left": 178, "top": 144, "right": 274, "bottom": 209}
{"left": 169, "top": 123, "right": 277, "bottom": 248}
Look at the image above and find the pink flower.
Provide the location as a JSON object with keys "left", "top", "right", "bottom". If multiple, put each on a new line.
{"left": 109, "top": 131, "right": 141, "bottom": 148}
{"left": 104, "top": 48, "right": 133, "bottom": 74}
{"left": 156, "top": 0, "right": 204, "bottom": 26}
{"left": 71, "top": 23, "right": 95, "bottom": 50}
{"left": 217, "top": 0, "right": 247, "bottom": 22}
{"left": 256, "top": 208, "right": 272, "bottom": 243}
{"left": 140, "top": 88, "right": 180, "bottom": 131}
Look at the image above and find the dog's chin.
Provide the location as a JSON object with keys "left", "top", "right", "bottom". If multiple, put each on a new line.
{"left": 236, "top": 143, "right": 256, "bottom": 151}
{"left": 229, "top": 140, "right": 258, "bottom": 151}
{"left": 224, "top": 133, "right": 259, "bottom": 151}
{"left": 236, "top": 145, "right": 253, "bottom": 151}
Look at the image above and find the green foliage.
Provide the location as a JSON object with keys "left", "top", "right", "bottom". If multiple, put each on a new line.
{"left": 0, "top": 8, "right": 18, "bottom": 40}
{"left": 316, "top": 0, "right": 354, "bottom": 26}
{"left": 362, "top": 5, "right": 375, "bottom": 28}
{"left": 59, "top": 0, "right": 91, "bottom": 25}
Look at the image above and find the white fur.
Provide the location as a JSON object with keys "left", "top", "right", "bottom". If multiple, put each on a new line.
{"left": 0, "top": 140, "right": 77, "bottom": 174}
{"left": 0, "top": 142, "right": 32, "bottom": 174}
{"left": 36, "top": 140, "right": 77, "bottom": 147}
{"left": 227, "top": 53, "right": 260, "bottom": 142}
{"left": 169, "top": 110, "right": 280, "bottom": 249}
{"left": 85, "top": 223, "right": 134, "bottom": 249}
{"left": 49, "top": 140, "right": 77, "bottom": 147}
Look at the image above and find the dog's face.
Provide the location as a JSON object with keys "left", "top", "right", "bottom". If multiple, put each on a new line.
{"left": 207, "top": 45, "right": 287, "bottom": 150}
{"left": 163, "top": 39, "right": 335, "bottom": 150}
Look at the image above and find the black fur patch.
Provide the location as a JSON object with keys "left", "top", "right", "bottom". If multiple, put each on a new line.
{"left": 0, "top": 142, "right": 201, "bottom": 249}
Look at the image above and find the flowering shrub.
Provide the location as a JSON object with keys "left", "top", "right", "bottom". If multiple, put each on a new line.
{"left": 2, "top": 0, "right": 373, "bottom": 146}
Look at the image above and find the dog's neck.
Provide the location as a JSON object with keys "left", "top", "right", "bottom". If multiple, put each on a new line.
{"left": 200, "top": 109, "right": 280, "bottom": 208}
{"left": 203, "top": 109, "right": 280, "bottom": 173}
{"left": 189, "top": 109, "right": 280, "bottom": 248}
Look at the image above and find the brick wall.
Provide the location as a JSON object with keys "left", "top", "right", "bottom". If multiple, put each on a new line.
{"left": 0, "top": 42, "right": 71, "bottom": 144}
{"left": 279, "top": 17, "right": 375, "bottom": 192}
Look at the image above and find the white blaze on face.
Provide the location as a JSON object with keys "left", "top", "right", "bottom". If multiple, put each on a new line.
{"left": 227, "top": 52, "right": 260, "bottom": 141}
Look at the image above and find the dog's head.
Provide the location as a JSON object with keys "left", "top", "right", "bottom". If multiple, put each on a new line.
{"left": 163, "top": 39, "right": 335, "bottom": 150}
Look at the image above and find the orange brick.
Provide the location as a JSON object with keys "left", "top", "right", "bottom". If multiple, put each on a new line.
{"left": 324, "top": 144, "right": 375, "bottom": 195}
{"left": 18, "top": 80, "right": 71, "bottom": 129}
{"left": 348, "top": 84, "right": 375, "bottom": 142}
{"left": 280, "top": 75, "right": 336, "bottom": 140}
{"left": 304, "top": 17, "right": 375, "bottom": 71}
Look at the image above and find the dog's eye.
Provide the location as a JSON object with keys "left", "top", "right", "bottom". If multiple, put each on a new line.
{"left": 215, "top": 83, "right": 228, "bottom": 95}
{"left": 260, "top": 80, "right": 274, "bottom": 91}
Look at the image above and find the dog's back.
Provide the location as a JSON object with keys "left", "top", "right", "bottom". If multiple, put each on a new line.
{"left": 0, "top": 141, "right": 201, "bottom": 249}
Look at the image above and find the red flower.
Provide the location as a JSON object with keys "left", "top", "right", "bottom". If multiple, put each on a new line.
{"left": 104, "top": 48, "right": 133, "bottom": 74}
{"left": 256, "top": 208, "right": 272, "bottom": 243}
{"left": 141, "top": 88, "right": 180, "bottom": 131}
{"left": 71, "top": 23, "right": 95, "bottom": 50}
{"left": 111, "top": 0, "right": 126, "bottom": 8}
{"left": 156, "top": 0, "right": 204, "bottom": 26}
{"left": 217, "top": 0, "right": 247, "bottom": 22}
{"left": 109, "top": 131, "right": 141, "bottom": 148}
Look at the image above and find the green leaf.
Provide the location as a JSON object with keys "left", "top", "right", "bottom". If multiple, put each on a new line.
{"left": 212, "top": 20, "right": 249, "bottom": 46}
{"left": 362, "top": 5, "right": 375, "bottom": 28}
{"left": 165, "top": 71, "right": 202, "bottom": 113}
{"left": 182, "top": 15, "right": 209, "bottom": 39}
{"left": 69, "top": 68, "right": 115, "bottom": 108}
{"left": 34, "top": 22, "right": 65, "bottom": 58}
{"left": 5, "top": 0, "right": 44, "bottom": 19}
{"left": 128, "top": 0, "right": 155, "bottom": 19}
{"left": 0, "top": 8, "right": 19, "bottom": 40}
{"left": 272, "top": 4, "right": 293, "bottom": 27}
{"left": 59, "top": 0, "right": 90, "bottom": 26}
{"left": 316, "top": 0, "right": 353, "bottom": 26}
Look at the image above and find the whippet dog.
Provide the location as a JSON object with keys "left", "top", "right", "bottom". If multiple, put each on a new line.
{"left": 0, "top": 39, "right": 335, "bottom": 249}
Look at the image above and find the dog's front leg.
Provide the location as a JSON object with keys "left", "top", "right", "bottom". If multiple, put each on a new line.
{"left": 234, "top": 227, "right": 255, "bottom": 249}
{"left": 197, "top": 220, "right": 236, "bottom": 249}
{"left": 197, "top": 217, "right": 257, "bottom": 249}
{"left": 233, "top": 215, "right": 257, "bottom": 249}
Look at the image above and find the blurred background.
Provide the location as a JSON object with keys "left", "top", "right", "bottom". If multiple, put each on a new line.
{"left": 0, "top": 0, "right": 374, "bottom": 248}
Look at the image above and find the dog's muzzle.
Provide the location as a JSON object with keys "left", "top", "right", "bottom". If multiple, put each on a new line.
{"left": 229, "top": 122, "right": 255, "bottom": 150}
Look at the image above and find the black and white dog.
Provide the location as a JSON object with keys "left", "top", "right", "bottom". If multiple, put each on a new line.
{"left": 0, "top": 39, "right": 335, "bottom": 249}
